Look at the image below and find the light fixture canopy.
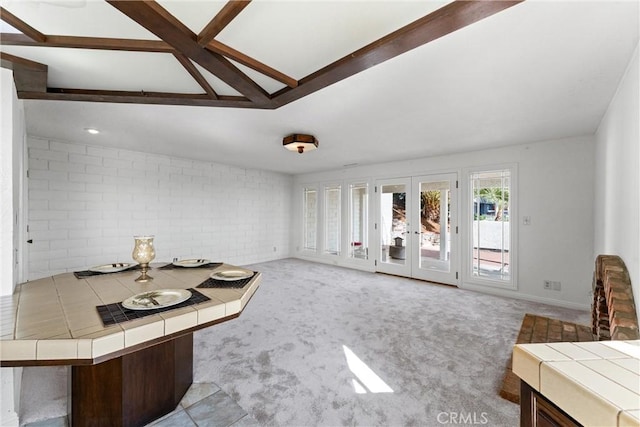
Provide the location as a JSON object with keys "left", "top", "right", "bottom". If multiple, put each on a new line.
{"left": 283, "top": 134, "right": 318, "bottom": 154}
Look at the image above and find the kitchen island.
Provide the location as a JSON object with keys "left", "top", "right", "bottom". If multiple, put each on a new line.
{"left": 0, "top": 263, "right": 261, "bottom": 426}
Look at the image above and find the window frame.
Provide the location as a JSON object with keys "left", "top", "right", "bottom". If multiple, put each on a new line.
{"left": 463, "top": 164, "right": 518, "bottom": 290}
{"left": 302, "top": 186, "right": 319, "bottom": 253}
{"left": 323, "top": 184, "right": 342, "bottom": 256}
{"left": 348, "top": 182, "right": 369, "bottom": 260}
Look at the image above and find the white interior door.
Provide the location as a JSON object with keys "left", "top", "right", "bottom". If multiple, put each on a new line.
{"left": 376, "top": 174, "right": 458, "bottom": 285}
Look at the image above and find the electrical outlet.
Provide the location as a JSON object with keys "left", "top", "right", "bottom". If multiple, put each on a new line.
{"left": 543, "top": 280, "right": 561, "bottom": 291}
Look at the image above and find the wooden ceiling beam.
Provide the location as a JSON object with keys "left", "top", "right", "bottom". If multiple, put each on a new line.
{"left": 206, "top": 40, "right": 297, "bottom": 88}
{"left": 197, "top": 0, "right": 251, "bottom": 47}
{"left": 0, "top": 33, "right": 175, "bottom": 52}
{"left": 1, "top": 52, "right": 47, "bottom": 92}
{"left": 18, "top": 88, "right": 257, "bottom": 108}
{"left": 173, "top": 53, "right": 218, "bottom": 99}
{"left": 0, "top": 33, "right": 297, "bottom": 89}
{"left": 271, "top": 0, "right": 523, "bottom": 108}
{"left": 0, "top": 7, "right": 46, "bottom": 42}
{"left": 1, "top": 51, "right": 47, "bottom": 71}
{"left": 2, "top": 0, "right": 522, "bottom": 110}
{"left": 107, "top": 0, "right": 270, "bottom": 105}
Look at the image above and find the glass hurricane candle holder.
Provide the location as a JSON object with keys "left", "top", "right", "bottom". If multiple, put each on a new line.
{"left": 132, "top": 235, "right": 156, "bottom": 282}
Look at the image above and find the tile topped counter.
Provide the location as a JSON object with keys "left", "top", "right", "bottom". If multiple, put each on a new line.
{"left": 513, "top": 340, "right": 640, "bottom": 427}
{"left": 0, "top": 263, "right": 261, "bottom": 365}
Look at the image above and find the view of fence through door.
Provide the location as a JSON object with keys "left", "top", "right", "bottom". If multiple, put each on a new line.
{"left": 376, "top": 174, "right": 458, "bottom": 285}
{"left": 470, "top": 169, "right": 511, "bottom": 282}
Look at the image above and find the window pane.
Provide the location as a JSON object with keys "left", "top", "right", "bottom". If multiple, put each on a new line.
{"left": 470, "top": 170, "right": 510, "bottom": 281}
{"left": 349, "top": 183, "right": 368, "bottom": 259}
{"left": 303, "top": 188, "right": 317, "bottom": 251}
{"left": 325, "top": 185, "right": 341, "bottom": 255}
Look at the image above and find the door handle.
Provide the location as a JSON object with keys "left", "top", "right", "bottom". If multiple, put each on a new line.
{"left": 414, "top": 231, "right": 420, "bottom": 235}
{"left": 27, "top": 239, "right": 33, "bottom": 244}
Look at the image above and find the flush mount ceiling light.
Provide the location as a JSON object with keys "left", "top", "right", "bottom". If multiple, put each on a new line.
{"left": 283, "top": 134, "right": 318, "bottom": 154}
{"left": 84, "top": 128, "right": 99, "bottom": 135}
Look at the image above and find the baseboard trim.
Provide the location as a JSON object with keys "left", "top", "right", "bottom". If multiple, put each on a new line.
{"left": 460, "top": 282, "right": 590, "bottom": 311}
{"left": 291, "top": 257, "right": 590, "bottom": 311}
{"left": 293, "top": 255, "right": 374, "bottom": 273}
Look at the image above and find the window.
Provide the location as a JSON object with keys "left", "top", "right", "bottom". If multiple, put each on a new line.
{"left": 349, "top": 183, "right": 368, "bottom": 259}
{"left": 324, "top": 185, "right": 341, "bottom": 255}
{"left": 469, "top": 169, "right": 512, "bottom": 284}
{"left": 303, "top": 188, "right": 317, "bottom": 251}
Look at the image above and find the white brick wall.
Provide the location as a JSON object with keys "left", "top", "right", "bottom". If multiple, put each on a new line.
{"left": 26, "top": 137, "right": 292, "bottom": 280}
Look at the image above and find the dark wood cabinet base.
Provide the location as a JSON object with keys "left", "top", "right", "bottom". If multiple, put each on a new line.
{"left": 520, "top": 381, "right": 581, "bottom": 427}
{"left": 71, "top": 334, "right": 193, "bottom": 427}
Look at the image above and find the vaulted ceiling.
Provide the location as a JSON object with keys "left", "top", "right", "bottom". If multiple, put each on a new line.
{"left": 1, "top": 1, "right": 638, "bottom": 174}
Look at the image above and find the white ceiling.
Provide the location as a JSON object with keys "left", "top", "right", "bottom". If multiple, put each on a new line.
{"left": 2, "top": 0, "right": 639, "bottom": 175}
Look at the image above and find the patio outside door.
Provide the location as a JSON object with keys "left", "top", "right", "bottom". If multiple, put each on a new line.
{"left": 376, "top": 178, "right": 411, "bottom": 277}
{"left": 376, "top": 174, "right": 458, "bottom": 286}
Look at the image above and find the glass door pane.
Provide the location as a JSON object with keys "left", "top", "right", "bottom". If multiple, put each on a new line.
{"left": 418, "top": 180, "right": 451, "bottom": 271}
{"left": 377, "top": 179, "right": 411, "bottom": 276}
{"left": 412, "top": 173, "right": 458, "bottom": 285}
{"left": 349, "top": 183, "right": 368, "bottom": 260}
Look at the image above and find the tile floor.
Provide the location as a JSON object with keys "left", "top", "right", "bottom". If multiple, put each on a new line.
{"left": 22, "top": 383, "right": 258, "bottom": 427}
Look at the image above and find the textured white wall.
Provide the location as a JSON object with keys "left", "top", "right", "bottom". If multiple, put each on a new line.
{"left": 0, "top": 68, "right": 24, "bottom": 427}
{"left": 294, "top": 135, "right": 596, "bottom": 310}
{"left": 1, "top": 70, "right": 15, "bottom": 296}
{"left": 595, "top": 42, "right": 640, "bottom": 321}
{"left": 26, "top": 137, "right": 293, "bottom": 280}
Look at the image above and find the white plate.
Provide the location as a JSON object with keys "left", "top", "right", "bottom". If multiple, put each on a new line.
{"left": 122, "top": 289, "right": 192, "bottom": 310}
{"left": 172, "top": 259, "right": 210, "bottom": 267}
{"left": 210, "top": 269, "right": 254, "bottom": 281}
{"left": 89, "top": 263, "right": 136, "bottom": 273}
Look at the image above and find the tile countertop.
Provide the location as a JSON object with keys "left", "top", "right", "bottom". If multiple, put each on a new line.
{"left": 0, "top": 263, "right": 261, "bottom": 365}
{"left": 513, "top": 341, "right": 640, "bottom": 427}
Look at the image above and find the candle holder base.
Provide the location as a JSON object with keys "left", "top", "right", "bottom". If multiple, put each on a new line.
{"left": 135, "top": 274, "right": 153, "bottom": 283}
{"left": 135, "top": 264, "right": 153, "bottom": 283}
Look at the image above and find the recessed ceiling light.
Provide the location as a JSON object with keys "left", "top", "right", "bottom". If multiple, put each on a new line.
{"left": 85, "top": 128, "right": 99, "bottom": 135}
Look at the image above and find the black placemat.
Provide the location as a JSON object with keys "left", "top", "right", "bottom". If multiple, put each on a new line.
{"left": 159, "top": 262, "right": 223, "bottom": 270}
{"left": 197, "top": 272, "right": 256, "bottom": 289}
{"left": 96, "top": 288, "right": 211, "bottom": 327}
{"left": 74, "top": 264, "right": 141, "bottom": 279}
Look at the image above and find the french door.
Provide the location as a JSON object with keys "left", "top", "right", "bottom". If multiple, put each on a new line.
{"left": 376, "top": 174, "right": 458, "bottom": 285}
